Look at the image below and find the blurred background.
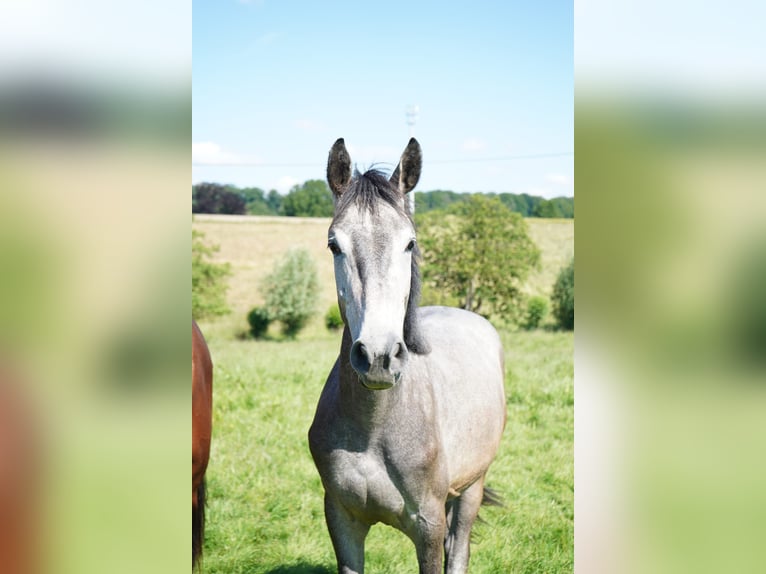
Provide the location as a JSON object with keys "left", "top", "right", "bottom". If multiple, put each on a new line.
{"left": 0, "top": 0, "right": 189, "bottom": 572}
{"left": 576, "top": 1, "right": 766, "bottom": 572}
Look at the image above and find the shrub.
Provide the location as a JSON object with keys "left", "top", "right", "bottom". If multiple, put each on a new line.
{"left": 261, "top": 248, "right": 319, "bottom": 338}
{"left": 192, "top": 230, "right": 231, "bottom": 320}
{"left": 325, "top": 303, "right": 344, "bottom": 330}
{"left": 247, "top": 307, "right": 271, "bottom": 339}
{"left": 522, "top": 295, "right": 549, "bottom": 330}
{"left": 551, "top": 258, "right": 574, "bottom": 330}
{"left": 417, "top": 195, "right": 540, "bottom": 321}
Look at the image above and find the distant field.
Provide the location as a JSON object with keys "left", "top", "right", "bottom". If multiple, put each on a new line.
{"left": 525, "top": 218, "right": 575, "bottom": 298}
{"left": 192, "top": 214, "right": 573, "bottom": 335}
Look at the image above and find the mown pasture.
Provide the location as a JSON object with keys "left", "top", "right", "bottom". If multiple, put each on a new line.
{"left": 193, "top": 214, "right": 573, "bottom": 573}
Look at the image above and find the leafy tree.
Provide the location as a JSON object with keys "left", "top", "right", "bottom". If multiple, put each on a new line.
{"left": 414, "top": 189, "right": 465, "bottom": 212}
{"left": 551, "top": 258, "right": 574, "bottom": 330}
{"left": 192, "top": 182, "right": 246, "bottom": 214}
{"left": 522, "top": 295, "right": 549, "bottom": 330}
{"left": 261, "top": 248, "right": 319, "bottom": 338}
{"left": 238, "top": 186, "right": 272, "bottom": 215}
{"left": 247, "top": 306, "right": 271, "bottom": 339}
{"left": 324, "top": 303, "right": 344, "bottom": 330}
{"left": 550, "top": 196, "right": 574, "bottom": 218}
{"left": 413, "top": 190, "right": 573, "bottom": 218}
{"left": 497, "top": 193, "right": 522, "bottom": 214}
{"left": 219, "top": 189, "right": 247, "bottom": 214}
{"left": 533, "top": 199, "right": 562, "bottom": 218}
{"left": 417, "top": 195, "right": 541, "bottom": 321}
{"left": 282, "top": 180, "right": 333, "bottom": 217}
{"left": 266, "top": 189, "right": 283, "bottom": 214}
{"left": 192, "top": 230, "right": 231, "bottom": 319}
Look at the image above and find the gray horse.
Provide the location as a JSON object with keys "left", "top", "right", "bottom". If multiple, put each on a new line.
{"left": 309, "top": 138, "right": 507, "bottom": 574}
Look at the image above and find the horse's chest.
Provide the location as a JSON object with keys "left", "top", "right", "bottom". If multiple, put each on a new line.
{"left": 327, "top": 449, "right": 408, "bottom": 524}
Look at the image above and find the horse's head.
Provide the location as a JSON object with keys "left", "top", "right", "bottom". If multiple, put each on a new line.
{"left": 326, "top": 138, "right": 428, "bottom": 390}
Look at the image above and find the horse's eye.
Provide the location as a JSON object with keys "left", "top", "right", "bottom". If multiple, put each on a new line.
{"left": 328, "top": 240, "right": 342, "bottom": 256}
{"left": 405, "top": 239, "right": 416, "bottom": 253}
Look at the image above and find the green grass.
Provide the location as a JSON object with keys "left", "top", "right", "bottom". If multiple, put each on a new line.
{"left": 194, "top": 214, "right": 573, "bottom": 572}
{"left": 198, "top": 325, "right": 572, "bottom": 574}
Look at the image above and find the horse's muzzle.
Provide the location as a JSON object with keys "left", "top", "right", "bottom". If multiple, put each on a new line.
{"left": 350, "top": 338, "right": 408, "bottom": 390}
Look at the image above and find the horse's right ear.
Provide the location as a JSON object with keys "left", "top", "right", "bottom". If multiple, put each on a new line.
{"left": 390, "top": 138, "right": 422, "bottom": 195}
{"left": 327, "top": 138, "right": 352, "bottom": 197}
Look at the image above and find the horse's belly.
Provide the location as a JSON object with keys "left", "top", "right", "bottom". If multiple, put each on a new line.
{"left": 433, "top": 372, "right": 506, "bottom": 494}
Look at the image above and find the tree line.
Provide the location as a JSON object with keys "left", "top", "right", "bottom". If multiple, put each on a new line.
{"left": 192, "top": 181, "right": 573, "bottom": 218}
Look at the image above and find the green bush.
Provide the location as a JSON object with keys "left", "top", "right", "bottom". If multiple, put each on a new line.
{"left": 192, "top": 230, "right": 231, "bottom": 320}
{"left": 417, "top": 195, "right": 540, "bottom": 321}
{"left": 261, "top": 248, "right": 319, "bottom": 338}
{"left": 552, "top": 258, "right": 574, "bottom": 330}
{"left": 325, "top": 303, "right": 344, "bottom": 330}
{"left": 522, "top": 295, "right": 549, "bottom": 330}
{"left": 247, "top": 306, "right": 271, "bottom": 339}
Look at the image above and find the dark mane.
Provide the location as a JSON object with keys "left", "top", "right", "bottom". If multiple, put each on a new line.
{"left": 334, "top": 167, "right": 430, "bottom": 355}
{"left": 333, "top": 167, "right": 412, "bottom": 222}
{"left": 405, "top": 242, "right": 430, "bottom": 354}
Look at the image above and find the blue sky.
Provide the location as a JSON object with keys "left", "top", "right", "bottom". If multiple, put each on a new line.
{"left": 193, "top": 1, "right": 573, "bottom": 198}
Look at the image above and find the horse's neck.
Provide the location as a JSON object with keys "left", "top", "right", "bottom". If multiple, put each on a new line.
{"left": 338, "top": 327, "right": 401, "bottom": 429}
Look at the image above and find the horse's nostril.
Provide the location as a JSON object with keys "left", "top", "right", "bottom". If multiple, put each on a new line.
{"left": 350, "top": 341, "right": 371, "bottom": 372}
{"left": 394, "top": 343, "right": 406, "bottom": 359}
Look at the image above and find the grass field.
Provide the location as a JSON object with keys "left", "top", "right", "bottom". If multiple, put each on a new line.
{"left": 194, "top": 214, "right": 573, "bottom": 573}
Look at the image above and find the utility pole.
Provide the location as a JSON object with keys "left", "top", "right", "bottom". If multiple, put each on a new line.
{"left": 405, "top": 105, "right": 419, "bottom": 212}
{"left": 406, "top": 104, "right": 419, "bottom": 138}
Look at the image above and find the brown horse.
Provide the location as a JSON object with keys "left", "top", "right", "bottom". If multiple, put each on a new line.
{"left": 0, "top": 363, "right": 41, "bottom": 574}
{"left": 192, "top": 320, "right": 213, "bottom": 568}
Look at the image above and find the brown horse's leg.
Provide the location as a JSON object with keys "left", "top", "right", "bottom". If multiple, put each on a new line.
{"left": 192, "top": 478, "right": 206, "bottom": 568}
{"left": 443, "top": 478, "right": 485, "bottom": 574}
{"left": 324, "top": 495, "right": 369, "bottom": 574}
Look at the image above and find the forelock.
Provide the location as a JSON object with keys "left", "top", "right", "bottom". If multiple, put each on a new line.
{"left": 332, "top": 168, "right": 412, "bottom": 224}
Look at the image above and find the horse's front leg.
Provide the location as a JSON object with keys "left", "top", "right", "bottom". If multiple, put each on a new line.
{"left": 408, "top": 499, "right": 447, "bottom": 574}
{"left": 324, "top": 494, "right": 369, "bottom": 574}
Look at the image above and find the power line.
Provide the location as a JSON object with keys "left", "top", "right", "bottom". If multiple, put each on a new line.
{"left": 192, "top": 151, "right": 573, "bottom": 168}
{"left": 428, "top": 151, "right": 573, "bottom": 164}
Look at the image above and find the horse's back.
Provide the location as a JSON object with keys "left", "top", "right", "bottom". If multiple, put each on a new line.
{"left": 419, "top": 306, "right": 503, "bottom": 350}
{"left": 417, "top": 306, "right": 504, "bottom": 383}
{"left": 415, "top": 306, "right": 506, "bottom": 487}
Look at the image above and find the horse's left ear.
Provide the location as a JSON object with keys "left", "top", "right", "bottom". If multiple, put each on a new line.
{"left": 390, "top": 138, "right": 422, "bottom": 195}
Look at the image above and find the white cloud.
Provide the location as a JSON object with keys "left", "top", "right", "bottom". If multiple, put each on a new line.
{"left": 546, "top": 173, "right": 572, "bottom": 186}
{"left": 192, "top": 141, "right": 244, "bottom": 165}
{"left": 462, "top": 137, "right": 486, "bottom": 152}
